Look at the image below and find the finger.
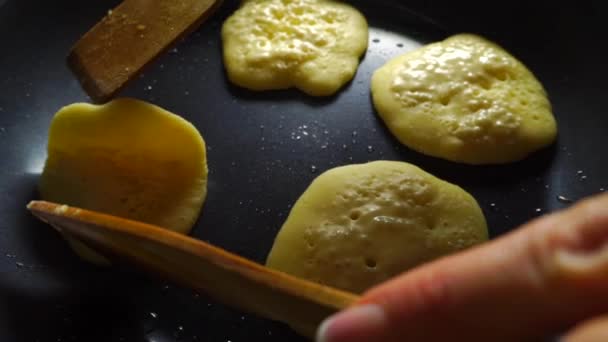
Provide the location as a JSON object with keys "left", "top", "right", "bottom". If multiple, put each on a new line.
{"left": 317, "top": 192, "right": 608, "bottom": 342}
{"left": 564, "top": 315, "right": 608, "bottom": 342}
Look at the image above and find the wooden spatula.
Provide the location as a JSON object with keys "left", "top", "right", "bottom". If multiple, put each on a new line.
{"left": 68, "top": 0, "right": 222, "bottom": 103}
{"left": 26, "top": 201, "right": 358, "bottom": 338}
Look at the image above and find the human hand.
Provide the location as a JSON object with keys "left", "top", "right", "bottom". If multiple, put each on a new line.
{"left": 316, "top": 193, "right": 608, "bottom": 342}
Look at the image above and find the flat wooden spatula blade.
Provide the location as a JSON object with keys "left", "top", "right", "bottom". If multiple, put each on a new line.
{"left": 68, "top": 0, "right": 222, "bottom": 103}
{"left": 26, "top": 201, "right": 358, "bottom": 338}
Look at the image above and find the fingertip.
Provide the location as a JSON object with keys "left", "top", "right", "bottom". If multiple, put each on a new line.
{"left": 316, "top": 305, "right": 387, "bottom": 342}
{"left": 563, "top": 315, "right": 608, "bottom": 342}
{"left": 315, "top": 316, "right": 331, "bottom": 342}
{"left": 549, "top": 192, "right": 608, "bottom": 280}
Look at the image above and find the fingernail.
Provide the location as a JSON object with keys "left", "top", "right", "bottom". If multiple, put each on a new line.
{"left": 316, "top": 304, "right": 386, "bottom": 342}
{"left": 555, "top": 246, "right": 608, "bottom": 274}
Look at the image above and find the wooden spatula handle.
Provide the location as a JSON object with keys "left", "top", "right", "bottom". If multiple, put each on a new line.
{"left": 27, "top": 201, "right": 358, "bottom": 337}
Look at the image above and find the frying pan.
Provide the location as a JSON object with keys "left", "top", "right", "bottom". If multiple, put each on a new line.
{"left": 0, "top": 0, "right": 606, "bottom": 341}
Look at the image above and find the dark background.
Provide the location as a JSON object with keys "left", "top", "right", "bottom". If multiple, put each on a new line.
{"left": 0, "top": 0, "right": 606, "bottom": 341}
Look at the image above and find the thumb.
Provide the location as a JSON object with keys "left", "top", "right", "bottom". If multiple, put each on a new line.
{"left": 316, "top": 192, "right": 608, "bottom": 342}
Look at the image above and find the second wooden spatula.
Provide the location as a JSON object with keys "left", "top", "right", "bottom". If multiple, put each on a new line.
{"left": 68, "top": 0, "right": 222, "bottom": 103}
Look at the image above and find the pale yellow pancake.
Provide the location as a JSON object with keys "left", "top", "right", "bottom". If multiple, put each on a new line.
{"left": 266, "top": 161, "right": 488, "bottom": 294}
{"left": 222, "top": 0, "right": 368, "bottom": 96}
{"left": 371, "top": 34, "right": 557, "bottom": 164}
{"left": 39, "top": 98, "right": 208, "bottom": 264}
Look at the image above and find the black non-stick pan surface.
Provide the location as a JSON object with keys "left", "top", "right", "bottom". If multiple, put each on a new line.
{"left": 1, "top": 0, "right": 606, "bottom": 340}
